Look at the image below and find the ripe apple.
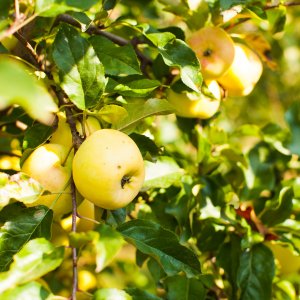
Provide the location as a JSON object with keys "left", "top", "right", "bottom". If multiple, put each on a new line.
{"left": 21, "top": 143, "right": 74, "bottom": 220}
{"left": 72, "top": 129, "right": 145, "bottom": 210}
{"left": 187, "top": 27, "right": 235, "bottom": 80}
{"left": 266, "top": 241, "right": 300, "bottom": 275}
{"left": 217, "top": 43, "right": 263, "bottom": 96}
{"left": 50, "top": 112, "right": 101, "bottom": 150}
{"left": 166, "top": 80, "right": 222, "bottom": 119}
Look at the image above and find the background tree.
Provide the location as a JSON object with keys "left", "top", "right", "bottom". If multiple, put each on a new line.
{"left": 0, "top": 0, "right": 300, "bottom": 299}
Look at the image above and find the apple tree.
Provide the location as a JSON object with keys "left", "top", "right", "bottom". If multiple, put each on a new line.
{"left": 0, "top": 0, "right": 300, "bottom": 299}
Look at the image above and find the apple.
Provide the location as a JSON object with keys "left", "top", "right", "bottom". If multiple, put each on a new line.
{"left": 72, "top": 129, "right": 145, "bottom": 210}
{"left": 266, "top": 241, "right": 300, "bottom": 275}
{"left": 21, "top": 143, "right": 74, "bottom": 220}
{"left": 217, "top": 43, "right": 263, "bottom": 96}
{"left": 187, "top": 26, "right": 235, "bottom": 80}
{"left": 50, "top": 112, "right": 101, "bottom": 150}
{"left": 166, "top": 80, "right": 222, "bottom": 119}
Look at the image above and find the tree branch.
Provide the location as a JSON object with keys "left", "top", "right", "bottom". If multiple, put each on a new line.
{"left": 265, "top": 1, "right": 300, "bottom": 10}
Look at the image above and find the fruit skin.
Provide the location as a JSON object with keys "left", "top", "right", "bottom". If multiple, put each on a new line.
{"left": 72, "top": 129, "right": 145, "bottom": 210}
{"left": 50, "top": 112, "right": 101, "bottom": 150}
{"left": 21, "top": 143, "right": 74, "bottom": 219}
{"left": 266, "top": 241, "right": 300, "bottom": 275}
{"left": 187, "top": 27, "right": 235, "bottom": 80}
{"left": 167, "top": 80, "right": 221, "bottom": 119}
{"left": 217, "top": 43, "right": 263, "bottom": 96}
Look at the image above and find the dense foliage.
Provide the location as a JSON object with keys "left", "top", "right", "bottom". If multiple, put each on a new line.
{"left": 0, "top": 0, "right": 300, "bottom": 299}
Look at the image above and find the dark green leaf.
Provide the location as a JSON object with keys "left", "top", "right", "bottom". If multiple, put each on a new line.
{"left": 266, "top": 7, "right": 286, "bottom": 34}
{"left": 237, "top": 243, "right": 275, "bottom": 300}
{"left": 118, "top": 219, "right": 201, "bottom": 277}
{"left": 126, "top": 288, "right": 162, "bottom": 300}
{"left": 0, "top": 203, "right": 52, "bottom": 271}
{"left": 129, "top": 133, "right": 160, "bottom": 159}
{"left": 165, "top": 275, "right": 206, "bottom": 300}
{"left": 102, "top": 0, "right": 118, "bottom": 11}
{"left": 285, "top": 102, "right": 300, "bottom": 156}
{"left": 90, "top": 35, "right": 141, "bottom": 76}
{"left": 0, "top": 238, "right": 64, "bottom": 293}
{"left": 52, "top": 24, "right": 106, "bottom": 109}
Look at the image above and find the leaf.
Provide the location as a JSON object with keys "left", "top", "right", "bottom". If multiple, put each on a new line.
{"left": 118, "top": 219, "right": 201, "bottom": 278}
{"left": 0, "top": 203, "right": 52, "bottom": 271}
{"left": 266, "top": 6, "right": 286, "bottom": 34}
{"left": 0, "top": 57, "right": 58, "bottom": 125}
{"left": 237, "top": 243, "right": 275, "bottom": 300}
{"left": 260, "top": 187, "right": 294, "bottom": 227}
{"left": 155, "top": 37, "right": 202, "bottom": 92}
{"left": 90, "top": 35, "right": 141, "bottom": 76}
{"left": 0, "top": 172, "right": 44, "bottom": 208}
{"left": 0, "top": 281, "right": 52, "bottom": 300}
{"left": 93, "top": 224, "right": 125, "bottom": 272}
{"left": 93, "top": 288, "right": 132, "bottom": 300}
{"left": 97, "top": 104, "right": 128, "bottom": 125}
{"left": 144, "top": 156, "right": 184, "bottom": 189}
{"left": 22, "top": 123, "right": 54, "bottom": 150}
{"left": 164, "top": 275, "right": 206, "bottom": 300}
{"left": 107, "top": 77, "right": 160, "bottom": 97}
{"left": 113, "top": 98, "right": 174, "bottom": 134}
{"left": 52, "top": 24, "right": 107, "bottom": 110}
{"left": 126, "top": 288, "right": 162, "bottom": 300}
{"left": 285, "top": 102, "right": 300, "bottom": 156}
{"left": 0, "top": 238, "right": 64, "bottom": 293}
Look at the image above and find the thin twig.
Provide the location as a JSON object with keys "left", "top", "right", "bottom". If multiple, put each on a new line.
{"left": 14, "top": 0, "right": 20, "bottom": 20}
{"left": 265, "top": 1, "right": 300, "bottom": 10}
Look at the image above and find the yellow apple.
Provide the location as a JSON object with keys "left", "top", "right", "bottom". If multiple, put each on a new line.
{"left": 217, "top": 43, "right": 263, "bottom": 96}
{"left": 166, "top": 80, "right": 222, "bottom": 119}
{"left": 72, "top": 129, "right": 145, "bottom": 210}
{"left": 266, "top": 241, "right": 300, "bottom": 275}
{"left": 21, "top": 143, "right": 74, "bottom": 220}
{"left": 50, "top": 112, "right": 101, "bottom": 150}
{"left": 187, "top": 27, "right": 235, "bottom": 80}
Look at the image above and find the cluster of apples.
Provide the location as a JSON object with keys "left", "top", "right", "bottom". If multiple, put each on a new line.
{"left": 21, "top": 113, "right": 145, "bottom": 227}
{"left": 167, "top": 26, "right": 263, "bottom": 119}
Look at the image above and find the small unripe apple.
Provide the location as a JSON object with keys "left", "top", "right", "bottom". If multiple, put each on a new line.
{"left": 167, "top": 80, "right": 222, "bottom": 119}
{"left": 217, "top": 43, "right": 263, "bottom": 96}
{"left": 187, "top": 27, "right": 235, "bottom": 80}
{"left": 21, "top": 143, "right": 74, "bottom": 219}
{"left": 72, "top": 129, "right": 145, "bottom": 210}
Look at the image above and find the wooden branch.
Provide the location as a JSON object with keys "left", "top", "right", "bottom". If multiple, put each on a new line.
{"left": 265, "top": 1, "right": 300, "bottom": 10}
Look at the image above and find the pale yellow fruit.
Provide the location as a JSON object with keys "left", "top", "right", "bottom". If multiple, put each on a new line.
{"left": 266, "top": 241, "right": 300, "bottom": 275}
{"left": 167, "top": 80, "right": 221, "bottom": 119}
{"left": 217, "top": 43, "right": 263, "bottom": 96}
{"left": 72, "top": 129, "right": 145, "bottom": 210}
{"left": 21, "top": 143, "right": 73, "bottom": 219}
{"left": 187, "top": 27, "right": 235, "bottom": 80}
{"left": 50, "top": 112, "right": 101, "bottom": 150}
{"left": 78, "top": 270, "right": 97, "bottom": 291}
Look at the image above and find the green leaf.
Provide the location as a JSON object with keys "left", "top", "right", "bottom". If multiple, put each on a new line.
{"left": 22, "top": 123, "right": 54, "bottom": 150}
{"left": 93, "top": 288, "right": 132, "bottom": 300}
{"left": 113, "top": 98, "right": 174, "bottom": 134}
{"left": 217, "top": 234, "right": 242, "bottom": 299}
{"left": 0, "top": 204, "right": 52, "bottom": 271}
{"left": 0, "top": 172, "right": 44, "bottom": 208}
{"left": 52, "top": 24, "right": 107, "bottom": 110}
{"left": 266, "top": 6, "right": 286, "bottom": 34}
{"left": 285, "top": 102, "right": 300, "bottom": 156}
{"left": 93, "top": 224, "right": 125, "bottom": 272}
{"left": 164, "top": 275, "right": 206, "bottom": 300}
{"left": 118, "top": 219, "right": 201, "bottom": 278}
{"left": 90, "top": 35, "right": 141, "bottom": 76}
{"left": 130, "top": 133, "right": 160, "bottom": 160}
{"left": 96, "top": 104, "right": 128, "bottom": 125}
{"left": 155, "top": 37, "right": 202, "bottom": 92}
{"left": 0, "top": 57, "right": 58, "bottom": 125}
{"left": 260, "top": 187, "right": 294, "bottom": 227}
{"left": 126, "top": 288, "right": 162, "bottom": 300}
{"left": 237, "top": 243, "right": 275, "bottom": 300}
{"left": 0, "top": 281, "right": 52, "bottom": 300}
{"left": 144, "top": 156, "right": 184, "bottom": 189}
{"left": 0, "top": 238, "right": 64, "bottom": 293}
{"left": 107, "top": 77, "right": 160, "bottom": 97}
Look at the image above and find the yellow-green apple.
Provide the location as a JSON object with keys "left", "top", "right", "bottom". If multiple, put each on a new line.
{"left": 50, "top": 112, "right": 101, "bottom": 150}
{"left": 187, "top": 26, "right": 235, "bottom": 80}
{"left": 72, "top": 129, "right": 145, "bottom": 210}
{"left": 217, "top": 43, "right": 263, "bottom": 96}
{"left": 21, "top": 143, "right": 74, "bottom": 219}
{"left": 167, "top": 80, "right": 222, "bottom": 119}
